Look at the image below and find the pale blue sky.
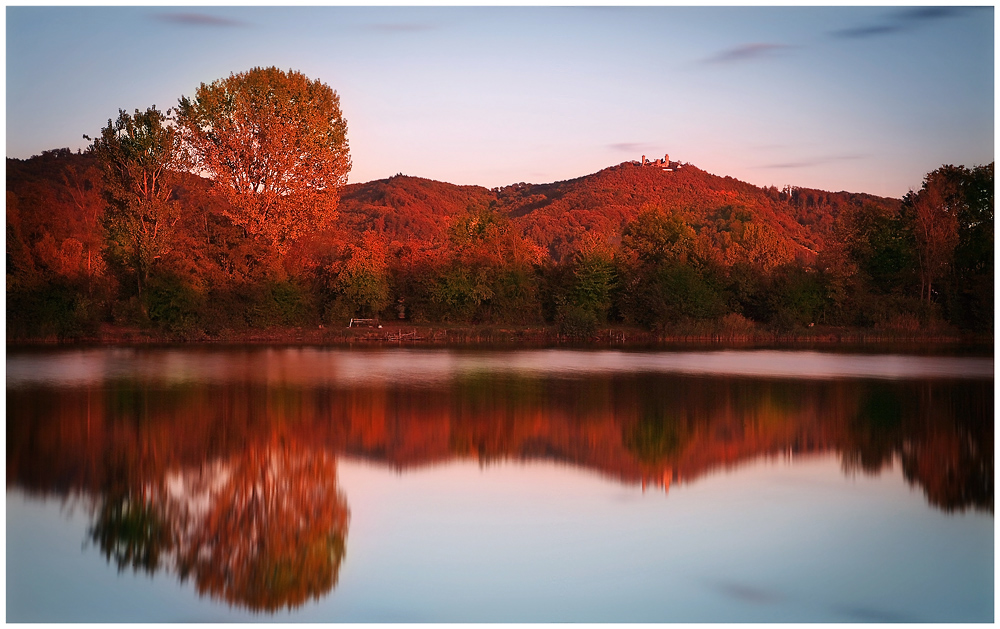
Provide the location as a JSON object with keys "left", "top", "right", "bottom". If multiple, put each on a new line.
{"left": 6, "top": 6, "right": 994, "bottom": 197}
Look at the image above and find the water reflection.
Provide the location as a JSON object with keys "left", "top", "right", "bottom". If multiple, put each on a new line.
{"left": 7, "top": 348, "right": 992, "bottom": 388}
{"left": 6, "top": 349, "right": 994, "bottom": 614}
{"left": 87, "top": 437, "right": 349, "bottom": 612}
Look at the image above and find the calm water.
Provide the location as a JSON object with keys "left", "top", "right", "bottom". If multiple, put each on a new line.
{"left": 6, "top": 347, "right": 994, "bottom": 622}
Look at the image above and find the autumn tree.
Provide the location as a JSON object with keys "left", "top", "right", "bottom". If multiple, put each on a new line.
{"left": 902, "top": 167, "right": 962, "bottom": 307}
{"left": 61, "top": 157, "right": 106, "bottom": 288}
{"left": 88, "top": 438, "right": 351, "bottom": 613}
{"left": 174, "top": 67, "right": 350, "bottom": 252}
{"left": 87, "top": 106, "right": 181, "bottom": 303}
{"left": 337, "top": 230, "right": 391, "bottom": 319}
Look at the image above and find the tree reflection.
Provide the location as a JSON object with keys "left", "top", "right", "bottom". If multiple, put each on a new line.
{"left": 839, "top": 383, "right": 905, "bottom": 475}
{"left": 90, "top": 489, "right": 170, "bottom": 574}
{"left": 8, "top": 366, "right": 993, "bottom": 547}
{"left": 88, "top": 438, "right": 350, "bottom": 612}
{"left": 623, "top": 404, "right": 686, "bottom": 464}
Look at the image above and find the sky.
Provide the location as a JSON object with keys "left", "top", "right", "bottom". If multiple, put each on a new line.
{"left": 5, "top": 5, "right": 994, "bottom": 198}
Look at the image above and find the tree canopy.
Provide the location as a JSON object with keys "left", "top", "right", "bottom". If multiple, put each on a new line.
{"left": 86, "top": 106, "right": 181, "bottom": 300}
{"left": 175, "top": 67, "right": 351, "bottom": 251}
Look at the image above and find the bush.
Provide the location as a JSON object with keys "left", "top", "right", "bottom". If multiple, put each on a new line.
{"left": 145, "top": 272, "right": 203, "bottom": 333}
{"left": 8, "top": 282, "right": 101, "bottom": 340}
{"left": 556, "top": 303, "right": 599, "bottom": 338}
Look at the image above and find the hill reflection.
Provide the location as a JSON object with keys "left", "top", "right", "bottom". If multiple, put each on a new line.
{"left": 7, "top": 352, "right": 993, "bottom": 611}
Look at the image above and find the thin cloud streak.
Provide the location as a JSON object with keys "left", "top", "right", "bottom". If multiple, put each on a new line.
{"left": 154, "top": 12, "right": 246, "bottom": 27}
{"left": 703, "top": 43, "right": 793, "bottom": 64}
{"left": 830, "top": 6, "right": 973, "bottom": 39}
{"left": 607, "top": 142, "right": 657, "bottom": 154}
{"left": 752, "top": 153, "right": 869, "bottom": 170}
{"left": 366, "top": 22, "right": 435, "bottom": 32}
{"left": 710, "top": 580, "right": 783, "bottom": 604}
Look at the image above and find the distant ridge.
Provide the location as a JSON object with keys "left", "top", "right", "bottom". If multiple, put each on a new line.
{"left": 338, "top": 161, "right": 899, "bottom": 261}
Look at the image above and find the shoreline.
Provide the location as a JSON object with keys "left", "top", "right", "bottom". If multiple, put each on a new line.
{"left": 7, "top": 323, "right": 993, "bottom": 353}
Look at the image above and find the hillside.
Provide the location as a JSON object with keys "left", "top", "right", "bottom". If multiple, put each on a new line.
{"left": 338, "top": 161, "right": 899, "bottom": 261}
{"left": 10, "top": 149, "right": 988, "bottom": 338}
{"left": 7, "top": 151, "right": 898, "bottom": 266}
{"left": 337, "top": 174, "right": 495, "bottom": 244}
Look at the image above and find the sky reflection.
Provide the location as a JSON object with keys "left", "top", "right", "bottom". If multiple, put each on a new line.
{"left": 6, "top": 348, "right": 994, "bottom": 389}
{"left": 7, "top": 347, "right": 992, "bottom": 621}
{"left": 8, "top": 454, "right": 993, "bottom": 622}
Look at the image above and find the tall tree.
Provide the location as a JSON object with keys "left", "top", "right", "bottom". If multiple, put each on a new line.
{"left": 944, "top": 162, "right": 993, "bottom": 330}
{"left": 903, "top": 166, "right": 963, "bottom": 306}
{"left": 87, "top": 106, "right": 180, "bottom": 302}
{"left": 174, "top": 67, "right": 351, "bottom": 252}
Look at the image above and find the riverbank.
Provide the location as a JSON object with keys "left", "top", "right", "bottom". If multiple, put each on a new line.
{"left": 7, "top": 321, "right": 993, "bottom": 352}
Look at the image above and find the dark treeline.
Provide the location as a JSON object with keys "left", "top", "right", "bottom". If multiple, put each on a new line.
{"left": 6, "top": 148, "right": 993, "bottom": 341}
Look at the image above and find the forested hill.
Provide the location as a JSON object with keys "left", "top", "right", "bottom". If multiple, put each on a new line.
{"left": 336, "top": 161, "right": 899, "bottom": 261}
{"left": 8, "top": 150, "right": 896, "bottom": 267}
{"left": 336, "top": 175, "right": 495, "bottom": 244}
{"left": 7, "top": 149, "right": 990, "bottom": 339}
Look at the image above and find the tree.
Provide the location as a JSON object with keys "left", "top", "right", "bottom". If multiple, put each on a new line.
{"left": 174, "top": 67, "right": 351, "bottom": 251}
{"left": 555, "top": 236, "right": 617, "bottom": 337}
{"left": 621, "top": 207, "right": 695, "bottom": 267}
{"left": 337, "top": 230, "right": 391, "bottom": 318}
{"left": 943, "top": 163, "right": 993, "bottom": 331}
{"left": 432, "top": 204, "right": 543, "bottom": 323}
{"left": 87, "top": 106, "right": 181, "bottom": 302}
{"left": 902, "top": 167, "right": 962, "bottom": 307}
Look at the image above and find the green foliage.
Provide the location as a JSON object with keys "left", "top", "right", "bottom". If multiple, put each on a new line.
{"left": 424, "top": 203, "right": 544, "bottom": 324}
{"left": 850, "top": 204, "right": 917, "bottom": 295}
{"left": 264, "top": 281, "right": 312, "bottom": 327}
{"left": 90, "top": 492, "right": 171, "bottom": 574}
{"left": 941, "top": 163, "right": 994, "bottom": 331}
{"left": 622, "top": 261, "right": 726, "bottom": 330}
{"left": 432, "top": 264, "right": 494, "bottom": 322}
{"left": 7, "top": 280, "right": 100, "bottom": 340}
{"left": 726, "top": 262, "right": 768, "bottom": 322}
{"left": 488, "top": 267, "right": 543, "bottom": 325}
{"left": 145, "top": 271, "right": 203, "bottom": 334}
{"left": 622, "top": 207, "right": 695, "bottom": 266}
{"left": 555, "top": 303, "right": 600, "bottom": 338}
{"left": 766, "top": 265, "right": 826, "bottom": 330}
{"left": 87, "top": 106, "right": 180, "bottom": 301}
{"left": 555, "top": 243, "right": 617, "bottom": 336}
{"left": 623, "top": 405, "right": 686, "bottom": 464}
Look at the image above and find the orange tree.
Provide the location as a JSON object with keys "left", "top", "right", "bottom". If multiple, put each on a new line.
{"left": 174, "top": 67, "right": 350, "bottom": 253}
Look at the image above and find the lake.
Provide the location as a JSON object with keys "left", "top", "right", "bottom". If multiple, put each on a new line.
{"left": 6, "top": 347, "right": 993, "bottom": 622}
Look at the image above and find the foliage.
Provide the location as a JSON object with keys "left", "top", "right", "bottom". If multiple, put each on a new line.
{"left": 87, "top": 106, "right": 181, "bottom": 301}
{"left": 145, "top": 270, "right": 203, "bottom": 333}
{"left": 6, "top": 139, "right": 993, "bottom": 338}
{"left": 175, "top": 66, "right": 350, "bottom": 251}
{"left": 555, "top": 239, "right": 618, "bottom": 337}
{"left": 623, "top": 404, "right": 687, "bottom": 464}
{"left": 336, "top": 230, "right": 391, "bottom": 318}
{"left": 903, "top": 167, "right": 963, "bottom": 306}
{"left": 621, "top": 207, "right": 695, "bottom": 266}
{"left": 939, "top": 163, "right": 994, "bottom": 331}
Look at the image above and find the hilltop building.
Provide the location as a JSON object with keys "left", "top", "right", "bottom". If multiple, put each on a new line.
{"left": 636, "top": 153, "right": 680, "bottom": 171}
